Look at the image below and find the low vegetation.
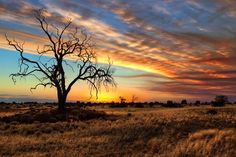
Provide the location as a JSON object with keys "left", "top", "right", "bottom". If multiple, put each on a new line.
{"left": 0, "top": 104, "right": 235, "bottom": 156}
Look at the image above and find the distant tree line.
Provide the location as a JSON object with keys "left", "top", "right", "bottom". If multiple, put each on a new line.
{"left": 0, "top": 95, "right": 232, "bottom": 108}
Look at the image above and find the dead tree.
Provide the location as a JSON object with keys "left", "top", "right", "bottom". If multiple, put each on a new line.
{"left": 6, "top": 9, "right": 115, "bottom": 111}
{"left": 119, "top": 96, "right": 126, "bottom": 104}
{"left": 131, "top": 95, "right": 138, "bottom": 103}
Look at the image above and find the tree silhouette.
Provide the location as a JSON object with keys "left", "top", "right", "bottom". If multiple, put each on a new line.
{"left": 5, "top": 9, "right": 115, "bottom": 111}
{"left": 131, "top": 95, "right": 138, "bottom": 103}
{"left": 119, "top": 96, "right": 126, "bottom": 104}
{"left": 213, "top": 95, "right": 228, "bottom": 107}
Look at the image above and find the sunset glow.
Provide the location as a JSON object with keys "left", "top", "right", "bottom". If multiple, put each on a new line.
{"left": 1, "top": 0, "right": 236, "bottom": 102}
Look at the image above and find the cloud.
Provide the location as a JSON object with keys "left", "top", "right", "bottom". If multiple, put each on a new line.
{"left": 116, "top": 73, "right": 161, "bottom": 79}
{"left": 1, "top": 0, "right": 236, "bottom": 100}
{"left": 0, "top": 93, "right": 29, "bottom": 98}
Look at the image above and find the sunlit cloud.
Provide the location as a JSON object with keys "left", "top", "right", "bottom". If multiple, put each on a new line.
{"left": 1, "top": 0, "right": 236, "bottom": 101}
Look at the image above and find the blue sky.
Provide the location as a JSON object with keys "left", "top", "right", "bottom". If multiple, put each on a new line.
{"left": 1, "top": 0, "right": 236, "bottom": 102}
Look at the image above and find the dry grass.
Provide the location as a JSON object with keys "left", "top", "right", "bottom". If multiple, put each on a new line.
{"left": 172, "top": 129, "right": 236, "bottom": 157}
{"left": 0, "top": 104, "right": 235, "bottom": 157}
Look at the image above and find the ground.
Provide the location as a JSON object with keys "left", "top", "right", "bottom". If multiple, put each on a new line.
{"left": 0, "top": 104, "right": 235, "bottom": 157}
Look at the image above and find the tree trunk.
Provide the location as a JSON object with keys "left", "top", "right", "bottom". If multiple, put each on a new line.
{"left": 57, "top": 91, "right": 67, "bottom": 111}
{"left": 58, "top": 97, "right": 65, "bottom": 111}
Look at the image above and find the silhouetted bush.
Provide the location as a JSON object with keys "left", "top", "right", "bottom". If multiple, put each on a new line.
{"left": 195, "top": 100, "right": 200, "bottom": 106}
{"left": 109, "top": 103, "right": 127, "bottom": 108}
{"left": 148, "top": 102, "right": 155, "bottom": 107}
{"left": 162, "top": 101, "right": 183, "bottom": 108}
{"left": 134, "top": 103, "right": 144, "bottom": 108}
{"left": 23, "top": 102, "right": 38, "bottom": 105}
{"left": 212, "top": 95, "right": 228, "bottom": 107}
{"left": 166, "top": 100, "right": 173, "bottom": 106}
{"left": 181, "top": 99, "right": 187, "bottom": 105}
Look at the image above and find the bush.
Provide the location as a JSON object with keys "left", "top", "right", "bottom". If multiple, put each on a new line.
{"left": 212, "top": 95, "right": 228, "bottom": 107}
{"left": 162, "top": 101, "right": 183, "bottom": 108}
{"left": 195, "top": 100, "right": 200, "bottom": 106}
{"left": 181, "top": 99, "right": 187, "bottom": 105}
{"left": 134, "top": 104, "right": 144, "bottom": 108}
{"left": 109, "top": 103, "right": 127, "bottom": 108}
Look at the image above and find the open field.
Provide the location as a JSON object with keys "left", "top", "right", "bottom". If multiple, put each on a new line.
{"left": 0, "top": 104, "right": 235, "bottom": 157}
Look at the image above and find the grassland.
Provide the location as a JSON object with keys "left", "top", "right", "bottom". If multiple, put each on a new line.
{"left": 0, "top": 104, "right": 235, "bottom": 157}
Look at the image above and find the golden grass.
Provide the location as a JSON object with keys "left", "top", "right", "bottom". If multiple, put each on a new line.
{"left": 172, "top": 129, "right": 236, "bottom": 157}
{"left": 0, "top": 105, "right": 235, "bottom": 156}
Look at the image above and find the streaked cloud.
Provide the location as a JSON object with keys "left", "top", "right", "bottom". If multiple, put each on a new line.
{"left": 0, "top": 0, "right": 236, "bottom": 101}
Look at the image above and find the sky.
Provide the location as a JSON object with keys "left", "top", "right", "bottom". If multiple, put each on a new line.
{"left": 0, "top": 0, "right": 236, "bottom": 103}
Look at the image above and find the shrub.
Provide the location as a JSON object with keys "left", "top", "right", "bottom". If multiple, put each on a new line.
{"left": 195, "top": 100, "right": 200, "bottom": 106}
{"left": 109, "top": 103, "right": 127, "bottom": 108}
{"left": 162, "top": 101, "right": 183, "bottom": 108}
{"left": 134, "top": 103, "right": 144, "bottom": 108}
{"left": 212, "top": 95, "right": 228, "bottom": 107}
{"left": 181, "top": 99, "right": 187, "bottom": 105}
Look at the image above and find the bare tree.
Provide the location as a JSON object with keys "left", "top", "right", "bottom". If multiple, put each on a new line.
{"left": 131, "top": 95, "right": 138, "bottom": 103}
{"left": 119, "top": 96, "right": 126, "bottom": 104}
{"left": 5, "top": 9, "right": 115, "bottom": 111}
